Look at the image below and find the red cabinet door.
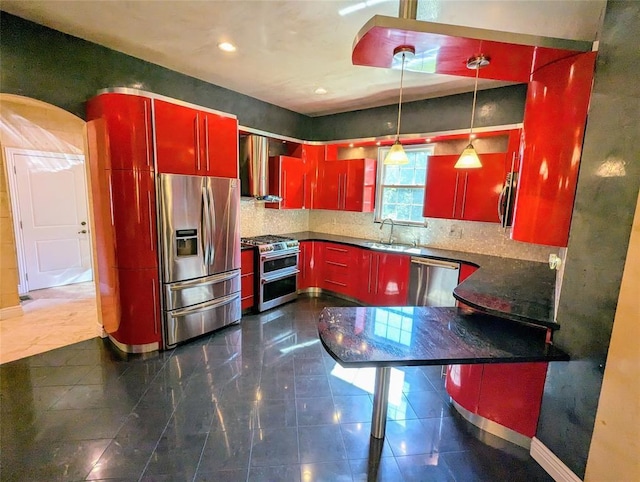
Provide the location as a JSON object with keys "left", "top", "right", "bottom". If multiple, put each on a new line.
{"left": 240, "top": 249, "right": 255, "bottom": 311}
{"left": 301, "top": 144, "right": 324, "bottom": 209}
{"left": 344, "top": 159, "right": 376, "bottom": 212}
{"left": 154, "top": 99, "right": 199, "bottom": 175}
{"left": 423, "top": 155, "right": 460, "bottom": 219}
{"left": 321, "top": 243, "right": 354, "bottom": 296}
{"left": 512, "top": 52, "right": 596, "bottom": 247}
{"left": 298, "top": 241, "right": 316, "bottom": 289}
{"left": 115, "top": 267, "right": 161, "bottom": 347}
{"left": 110, "top": 169, "right": 158, "bottom": 269}
{"left": 459, "top": 152, "right": 508, "bottom": 223}
{"left": 317, "top": 161, "right": 346, "bottom": 210}
{"left": 375, "top": 252, "right": 410, "bottom": 306}
{"left": 424, "top": 153, "right": 507, "bottom": 223}
{"left": 477, "top": 362, "right": 548, "bottom": 437}
{"left": 267, "top": 156, "right": 305, "bottom": 209}
{"left": 202, "top": 112, "right": 238, "bottom": 178}
{"left": 86, "top": 93, "right": 153, "bottom": 171}
{"left": 445, "top": 364, "right": 484, "bottom": 413}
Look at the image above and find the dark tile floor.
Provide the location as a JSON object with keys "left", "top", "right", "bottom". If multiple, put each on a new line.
{"left": 0, "top": 294, "right": 552, "bottom": 482}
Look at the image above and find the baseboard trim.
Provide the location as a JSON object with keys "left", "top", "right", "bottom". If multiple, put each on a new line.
{"left": 530, "top": 437, "right": 582, "bottom": 482}
{"left": 0, "top": 305, "right": 23, "bottom": 320}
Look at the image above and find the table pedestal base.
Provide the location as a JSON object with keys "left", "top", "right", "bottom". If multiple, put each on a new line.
{"left": 371, "top": 366, "right": 391, "bottom": 439}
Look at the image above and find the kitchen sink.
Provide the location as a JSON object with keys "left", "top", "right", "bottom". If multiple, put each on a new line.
{"left": 362, "top": 242, "right": 421, "bottom": 254}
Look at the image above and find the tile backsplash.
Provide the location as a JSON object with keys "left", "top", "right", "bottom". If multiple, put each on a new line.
{"left": 240, "top": 201, "right": 556, "bottom": 262}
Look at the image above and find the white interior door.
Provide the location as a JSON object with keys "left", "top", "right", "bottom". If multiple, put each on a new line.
{"left": 7, "top": 149, "right": 92, "bottom": 292}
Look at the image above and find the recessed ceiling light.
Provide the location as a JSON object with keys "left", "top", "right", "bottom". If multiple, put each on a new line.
{"left": 218, "top": 42, "right": 236, "bottom": 52}
{"left": 314, "top": 87, "right": 328, "bottom": 95}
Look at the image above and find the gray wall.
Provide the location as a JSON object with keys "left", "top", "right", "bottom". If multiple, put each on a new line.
{"left": 310, "top": 84, "right": 526, "bottom": 141}
{"left": 0, "top": 12, "right": 313, "bottom": 139}
{"left": 536, "top": 1, "right": 640, "bottom": 478}
{"left": 0, "top": 11, "right": 525, "bottom": 143}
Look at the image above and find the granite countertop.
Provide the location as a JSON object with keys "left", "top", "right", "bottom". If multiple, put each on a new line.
{"left": 284, "top": 231, "right": 558, "bottom": 330}
{"left": 318, "top": 306, "right": 568, "bottom": 368}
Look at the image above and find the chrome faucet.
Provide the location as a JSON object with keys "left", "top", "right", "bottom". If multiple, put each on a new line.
{"left": 380, "top": 218, "right": 395, "bottom": 244}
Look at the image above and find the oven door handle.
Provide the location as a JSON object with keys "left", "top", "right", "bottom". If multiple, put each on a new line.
{"left": 261, "top": 269, "right": 300, "bottom": 284}
{"left": 261, "top": 250, "right": 300, "bottom": 262}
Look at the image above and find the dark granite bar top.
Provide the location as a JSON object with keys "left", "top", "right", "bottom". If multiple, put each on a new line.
{"left": 284, "top": 231, "right": 558, "bottom": 330}
{"left": 318, "top": 306, "right": 568, "bottom": 368}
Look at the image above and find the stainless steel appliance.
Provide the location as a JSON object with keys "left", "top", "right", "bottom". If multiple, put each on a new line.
{"left": 408, "top": 257, "right": 460, "bottom": 307}
{"left": 241, "top": 235, "right": 299, "bottom": 311}
{"left": 498, "top": 171, "right": 518, "bottom": 227}
{"left": 158, "top": 174, "right": 241, "bottom": 348}
{"left": 239, "top": 135, "right": 282, "bottom": 202}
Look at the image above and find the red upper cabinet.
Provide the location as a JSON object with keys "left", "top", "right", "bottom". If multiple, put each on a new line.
{"left": 512, "top": 52, "right": 596, "bottom": 247}
{"left": 267, "top": 156, "right": 306, "bottom": 209}
{"left": 317, "top": 159, "right": 376, "bottom": 212}
{"left": 301, "top": 144, "right": 324, "bottom": 209}
{"left": 154, "top": 99, "right": 238, "bottom": 178}
{"left": 85, "top": 93, "right": 153, "bottom": 171}
{"left": 201, "top": 112, "right": 239, "bottom": 178}
{"left": 423, "top": 153, "right": 508, "bottom": 223}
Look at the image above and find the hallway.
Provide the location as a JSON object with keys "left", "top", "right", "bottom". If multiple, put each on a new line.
{"left": 0, "top": 282, "right": 98, "bottom": 364}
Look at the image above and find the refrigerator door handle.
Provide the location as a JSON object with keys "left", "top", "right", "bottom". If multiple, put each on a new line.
{"left": 169, "top": 292, "right": 240, "bottom": 318}
{"left": 200, "top": 184, "right": 208, "bottom": 266}
{"left": 208, "top": 183, "right": 216, "bottom": 266}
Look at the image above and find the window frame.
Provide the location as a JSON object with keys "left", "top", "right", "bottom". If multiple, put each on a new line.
{"left": 374, "top": 143, "right": 435, "bottom": 225}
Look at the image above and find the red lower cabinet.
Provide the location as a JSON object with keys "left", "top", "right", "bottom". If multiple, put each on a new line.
{"left": 319, "top": 243, "right": 360, "bottom": 298}
{"left": 298, "top": 241, "right": 318, "bottom": 290}
{"left": 241, "top": 249, "right": 255, "bottom": 311}
{"left": 445, "top": 364, "right": 483, "bottom": 413}
{"left": 359, "top": 250, "right": 410, "bottom": 306}
{"left": 446, "top": 362, "right": 548, "bottom": 438}
{"left": 109, "top": 268, "right": 161, "bottom": 348}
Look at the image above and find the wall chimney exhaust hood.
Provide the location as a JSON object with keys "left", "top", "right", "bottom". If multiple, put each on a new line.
{"left": 351, "top": 15, "right": 593, "bottom": 82}
{"left": 239, "top": 135, "right": 282, "bottom": 203}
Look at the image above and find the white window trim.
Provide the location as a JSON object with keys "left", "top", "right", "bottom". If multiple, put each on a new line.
{"left": 374, "top": 144, "right": 435, "bottom": 226}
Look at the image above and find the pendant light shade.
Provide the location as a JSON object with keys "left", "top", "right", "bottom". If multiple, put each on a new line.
{"left": 384, "top": 45, "right": 415, "bottom": 165}
{"left": 455, "top": 55, "right": 490, "bottom": 169}
{"left": 455, "top": 143, "right": 482, "bottom": 168}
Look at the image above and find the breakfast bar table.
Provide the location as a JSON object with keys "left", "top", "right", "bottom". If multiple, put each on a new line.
{"left": 317, "top": 306, "right": 569, "bottom": 440}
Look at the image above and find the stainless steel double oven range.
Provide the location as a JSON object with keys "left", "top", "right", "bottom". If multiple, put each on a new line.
{"left": 241, "top": 235, "right": 300, "bottom": 312}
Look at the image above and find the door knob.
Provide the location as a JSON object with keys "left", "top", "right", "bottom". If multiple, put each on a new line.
{"left": 81, "top": 221, "right": 87, "bottom": 226}
{"left": 78, "top": 230, "right": 87, "bottom": 234}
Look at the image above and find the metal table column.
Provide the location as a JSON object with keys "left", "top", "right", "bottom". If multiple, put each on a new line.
{"left": 371, "top": 366, "right": 391, "bottom": 439}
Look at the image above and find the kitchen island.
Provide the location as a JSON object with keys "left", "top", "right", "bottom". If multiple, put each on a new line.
{"left": 318, "top": 306, "right": 568, "bottom": 440}
{"left": 283, "top": 231, "right": 564, "bottom": 446}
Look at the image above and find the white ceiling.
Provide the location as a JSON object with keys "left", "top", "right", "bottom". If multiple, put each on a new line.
{"left": 1, "top": 0, "right": 606, "bottom": 116}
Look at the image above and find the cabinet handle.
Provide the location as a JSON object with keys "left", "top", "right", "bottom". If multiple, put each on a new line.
{"left": 282, "top": 170, "right": 286, "bottom": 202}
{"left": 375, "top": 255, "right": 380, "bottom": 294}
{"left": 461, "top": 173, "right": 469, "bottom": 218}
{"left": 195, "top": 113, "right": 201, "bottom": 171}
{"left": 367, "top": 253, "right": 373, "bottom": 294}
{"left": 147, "top": 191, "right": 154, "bottom": 252}
{"left": 143, "top": 100, "right": 151, "bottom": 168}
{"left": 326, "top": 246, "right": 348, "bottom": 253}
{"left": 151, "top": 279, "right": 158, "bottom": 335}
{"left": 204, "top": 115, "right": 210, "bottom": 173}
{"left": 302, "top": 173, "right": 307, "bottom": 208}
{"left": 326, "top": 260, "right": 348, "bottom": 268}
{"left": 452, "top": 172, "right": 460, "bottom": 218}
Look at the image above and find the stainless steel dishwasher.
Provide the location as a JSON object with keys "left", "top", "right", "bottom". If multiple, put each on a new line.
{"left": 408, "top": 257, "right": 460, "bottom": 307}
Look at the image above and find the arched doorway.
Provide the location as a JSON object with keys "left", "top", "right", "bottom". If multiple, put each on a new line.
{"left": 0, "top": 94, "right": 100, "bottom": 362}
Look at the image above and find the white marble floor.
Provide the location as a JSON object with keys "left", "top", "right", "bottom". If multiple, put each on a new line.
{"left": 0, "top": 282, "right": 100, "bottom": 364}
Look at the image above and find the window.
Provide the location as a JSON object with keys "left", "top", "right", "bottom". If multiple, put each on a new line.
{"left": 375, "top": 144, "right": 434, "bottom": 224}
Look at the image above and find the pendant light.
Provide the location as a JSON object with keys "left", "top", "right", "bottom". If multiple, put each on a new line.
{"left": 384, "top": 45, "right": 415, "bottom": 165}
{"left": 455, "top": 55, "right": 490, "bottom": 169}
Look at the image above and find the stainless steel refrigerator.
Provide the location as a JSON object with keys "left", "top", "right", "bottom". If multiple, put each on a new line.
{"left": 158, "top": 173, "right": 241, "bottom": 348}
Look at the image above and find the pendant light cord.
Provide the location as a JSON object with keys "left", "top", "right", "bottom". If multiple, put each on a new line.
{"left": 469, "top": 63, "right": 480, "bottom": 139}
{"left": 396, "top": 52, "right": 406, "bottom": 141}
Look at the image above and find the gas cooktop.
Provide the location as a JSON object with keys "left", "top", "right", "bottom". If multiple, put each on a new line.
{"left": 241, "top": 235, "right": 299, "bottom": 254}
